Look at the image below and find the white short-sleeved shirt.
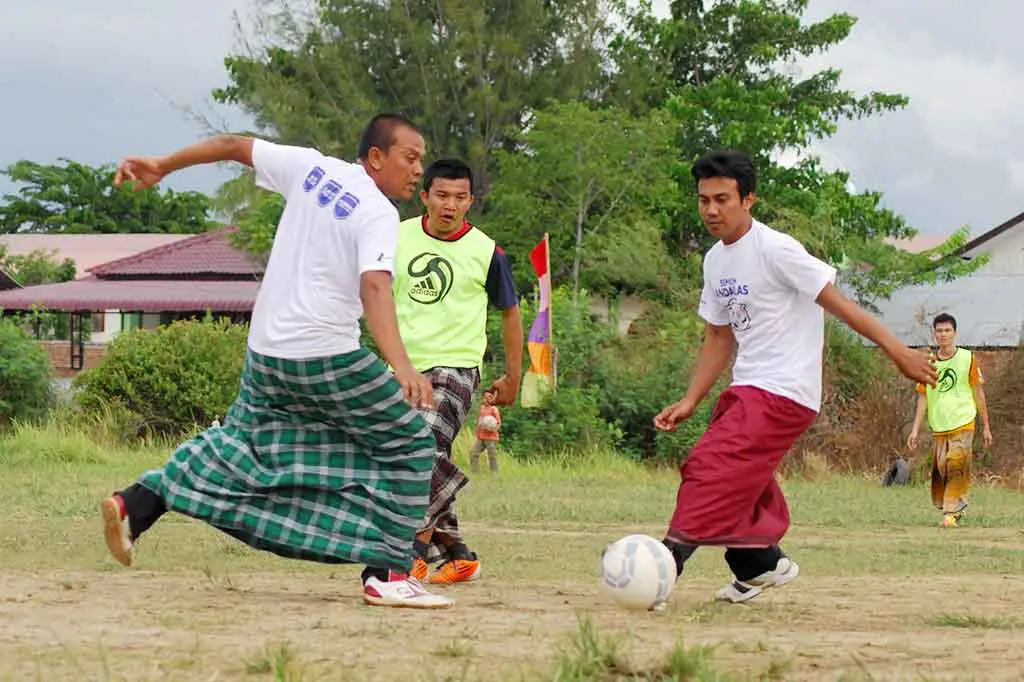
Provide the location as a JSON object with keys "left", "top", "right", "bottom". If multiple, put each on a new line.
{"left": 246, "top": 139, "right": 399, "bottom": 359}
{"left": 698, "top": 220, "right": 837, "bottom": 412}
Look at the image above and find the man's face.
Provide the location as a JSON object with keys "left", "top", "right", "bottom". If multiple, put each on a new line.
{"left": 370, "top": 126, "right": 425, "bottom": 201}
{"left": 933, "top": 322, "right": 957, "bottom": 348}
{"left": 421, "top": 177, "right": 473, "bottom": 236}
{"left": 697, "top": 177, "right": 755, "bottom": 244}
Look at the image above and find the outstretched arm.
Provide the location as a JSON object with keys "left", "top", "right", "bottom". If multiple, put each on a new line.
{"left": 816, "top": 283, "right": 937, "bottom": 386}
{"left": 654, "top": 323, "right": 735, "bottom": 432}
{"left": 115, "top": 135, "right": 254, "bottom": 189}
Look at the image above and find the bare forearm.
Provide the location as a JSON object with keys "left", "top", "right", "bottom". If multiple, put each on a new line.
{"left": 816, "top": 284, "right": 903, "bottom": 356}
{"left": 682, "top": 326, "right": 735, "bottom": 405}
{"left": 975, "top": 387, "right": 990, "bottom": 428}
{"left": 501, "top": 306, "right": 524, "bottom": 377}
{"left": 159, "top": 135, "right": 254, "bottom": 175}
{"left": 912, "top": 394, "right": 928, "bottom": 432}
{"left": 361, "top": 277, "right": 414, "bottom": 371}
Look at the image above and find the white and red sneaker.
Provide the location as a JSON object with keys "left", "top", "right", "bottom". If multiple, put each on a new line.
{"left": 100, "top": 495, "right": 134, "bottom": 567}
{"left": 363, "top": 571, "right": 454, "bottom": 609}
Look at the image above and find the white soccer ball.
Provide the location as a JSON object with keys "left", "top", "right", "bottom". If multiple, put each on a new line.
{"left": 599, "top": 534, "right": 676, "bottom": 610}
{"left": 479, "top": 415, "right": 498, "bottom": 431}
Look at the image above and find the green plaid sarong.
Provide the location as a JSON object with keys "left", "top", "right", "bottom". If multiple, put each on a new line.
{"left": 138, "top": 347, "right": 434, "bottom": 572}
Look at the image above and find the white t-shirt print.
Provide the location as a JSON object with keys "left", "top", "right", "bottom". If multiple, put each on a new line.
{"left": 246, "top": 139, "right": 400, "bottom": 359}
{"left": 698, "top": 220, "right": 837, "bottom": 412}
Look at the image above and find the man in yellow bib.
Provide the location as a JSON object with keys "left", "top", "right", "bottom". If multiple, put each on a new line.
{"left": 908, "top": 313, "right": 993, "bottom": 527}
{"left": 393, "top": 158, "right": 523, "bottom": 583}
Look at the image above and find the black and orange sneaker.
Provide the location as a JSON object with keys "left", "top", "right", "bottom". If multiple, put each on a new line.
{"left": 410, "top": 557, "right": 430, "bottom": 581}
{"left": 100, "top": 495, "right": 134, "bottom": 567}
{"left": 429, "top": 556, "right": 481, "bottom": 585}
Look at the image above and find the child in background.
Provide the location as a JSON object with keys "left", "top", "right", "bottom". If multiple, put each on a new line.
{"left": 470, "top": 393, "right": 501, "bottom": 473}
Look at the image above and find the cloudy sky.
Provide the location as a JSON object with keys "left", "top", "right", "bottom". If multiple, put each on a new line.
{"left": 1, "top": 0, "right": 1021, "bottom": 238}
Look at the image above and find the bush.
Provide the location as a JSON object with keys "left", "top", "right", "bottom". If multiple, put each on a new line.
{"left": 73, "top": 316, "right": 248, "bottom": 438}
{"left": 0, "top": 317, "right": 53, "bottom": 427}
{"left": 497, "top": 386, "right": 621, "bottom": 458}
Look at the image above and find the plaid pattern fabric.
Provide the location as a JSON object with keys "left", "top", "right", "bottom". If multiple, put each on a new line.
{"left": 417, "top": 367, "right": 478, "bottom": 562}
{"left": 138, "top": 348, "right": 435, "bottom": 572}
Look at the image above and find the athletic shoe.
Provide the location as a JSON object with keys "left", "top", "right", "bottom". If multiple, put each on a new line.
{"left": 715, "top": 557, "right": 800, "bottom": 603}
{"left": 429, "top": 557, "right": 481, "bottom": 585}
{"left": 363, "top": 572, "right": 454, "bottom": 609}
{"left": 101, "top": 495, "right": 134, "bottom": 567}
{"left": 410, "top": 558, "right": 430, "bottom": 581}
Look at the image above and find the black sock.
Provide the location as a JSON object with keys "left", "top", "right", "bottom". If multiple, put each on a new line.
{"left": 724, "top": 546, "right": 784, "bottom": 582}
{"left": 413, "top": 538, "right": 430, "bottom": 559}
{"left": 361, "top": 566, "right": 390, "bottom": 584}
{"left": 663, "top": 539, "right": 697, "bottom": 577}
{"left": 118, "top": 484, "right": 167, "bottom": 540}
{"left": 445, "top": 541, "right": 474, "bottom": 561}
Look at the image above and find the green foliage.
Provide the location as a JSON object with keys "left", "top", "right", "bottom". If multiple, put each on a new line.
{"left": 486, "top": 102, "right": 683, "bottom": 301}
{"left": 73, "top": 317, "right": 248, "bottom": 438}
{"left": 498, "top": 386, "right": 621, "bottom": 458}
{"left": 592, "top": 305, "right": 718, "bottom": 462}
{"left": 0, "top": 317, "right": 53, "bottom": 427}
{"left": 0, "top": 244, "right": 80, "bottom": 340}
{"left": 215, "top": 0, "right": 612, "bottom": 191}
{"left": 0, "top": 159, "right": 213, "bottom": 234}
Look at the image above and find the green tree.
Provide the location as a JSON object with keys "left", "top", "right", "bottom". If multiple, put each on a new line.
{"left": 0, "top": 159, "right": 213, "bottom": 234}
{"left": 486, "top": 102, "right": 684, "bottom": 302}
{"left": 214, "top": 0, "right": 613, "bottom": 192}
{"left": 609, "top": 0, "right": 981, "bottom": 301}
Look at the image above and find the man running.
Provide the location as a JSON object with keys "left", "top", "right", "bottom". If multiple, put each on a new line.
{"left": 101, "top": 114, "right": 453, "bottom": 609}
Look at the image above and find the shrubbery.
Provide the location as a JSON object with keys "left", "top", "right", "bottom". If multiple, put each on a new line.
{"left": 0, "top": 317, "right": 53, "bottom": 427}
{"left": 74, "top": 316, "right": 248, "bottom": 438}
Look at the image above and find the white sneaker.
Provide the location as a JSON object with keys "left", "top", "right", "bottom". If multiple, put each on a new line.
{"left": 101, "top": 496, "right": 134, "bottom": 567}
{"left": 715, "top": 557, "right": 799, "bottom": 603}
{"left": 363, "top": 572, "right": 454, "bottom": 609}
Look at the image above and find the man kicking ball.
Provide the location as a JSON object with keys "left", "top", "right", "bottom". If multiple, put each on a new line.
{"left": 654, "top": 150, "right": 937, "bottom": 605}
{"left": 101, "top": 114, "right": 453, "bottom": 609}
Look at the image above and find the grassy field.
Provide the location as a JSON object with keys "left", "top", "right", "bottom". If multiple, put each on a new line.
{"left": 1, "top": 422, "right": 1023, "bottom": 681}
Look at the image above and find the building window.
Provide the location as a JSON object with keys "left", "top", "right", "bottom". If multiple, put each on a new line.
{"left": 91, "top": 312, "right": 106, "bottom": 333}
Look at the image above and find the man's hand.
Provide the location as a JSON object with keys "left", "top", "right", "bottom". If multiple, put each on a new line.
{"left": 115, "top": 157, "right": 166, "bottom": 190}
{"left": 907, "top": 429, "right": 920, "bottom": 450}
{"left": 890, "top": 346, "right": 938, "bottom": 386}
{"left": 485, "top": 374, "right": 520, "bottom": 406}
{"left": 393, "top": 364, "right": 434, "bottom": 409}
{"left": 654, "top": 398, "right": 697, "bottom": 433}
{"left": 982, "top": 425, "right": 993, "bottom": 448}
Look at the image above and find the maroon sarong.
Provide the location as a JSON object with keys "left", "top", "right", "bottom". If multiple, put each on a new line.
{"left": 666, "top": 385, "right": 817, "bottom": 548}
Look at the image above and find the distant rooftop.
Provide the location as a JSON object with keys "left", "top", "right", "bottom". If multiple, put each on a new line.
{"left": 0, "top": 234, "right": 191, "bottom": 279}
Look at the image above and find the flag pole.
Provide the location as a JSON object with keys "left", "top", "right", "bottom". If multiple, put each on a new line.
{"left": 544, "top": 232, "right": 556, "bottom": 391}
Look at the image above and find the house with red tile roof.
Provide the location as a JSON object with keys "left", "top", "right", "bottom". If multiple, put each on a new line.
{"left": 0, "top": 227, "right": 262, "bottom": 373}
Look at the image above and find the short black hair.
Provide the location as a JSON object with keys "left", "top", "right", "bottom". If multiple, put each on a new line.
{"left": 933, "top": 313, "right": 957, "bottom": 330}
{"left": 691, "top": 150, "right": 757, "bottom": 199}
{"left": 423, "top": 158, "right": 475, "bottom": 195}
{"left": 357, "top": 113, "right": 420, "bottom": 160}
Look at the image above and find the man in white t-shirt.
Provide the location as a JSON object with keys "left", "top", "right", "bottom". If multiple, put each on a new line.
{"left": 652, "top": 150, "right": 937, "bottom": 606}
{"left": 100, "top": 114, "right": 454, "bottom": 610}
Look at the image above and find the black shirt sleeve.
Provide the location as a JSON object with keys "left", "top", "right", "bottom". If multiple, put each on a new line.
{"left": 485, "top": 245, "right": 519, "bottom": 310}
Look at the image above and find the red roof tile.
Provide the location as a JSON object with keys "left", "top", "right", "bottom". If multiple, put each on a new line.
{"left": 0, "top": 277, "right": 259, "bottom": 312}
{"left": 89, "top": 226, "right": 263, "bottom": 278}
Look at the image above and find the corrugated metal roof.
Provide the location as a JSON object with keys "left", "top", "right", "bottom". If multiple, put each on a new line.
{"left": 90, "top": 227, "right": 261, "bottom": 277}
{"left": 0, "top": 234, "right": 190, "bottom": 279}
{"left": 863, "top": 272, "right": 1024, "bottom": 348}
{"left": 0, "top": 277, "right": 260, "bottom": 312}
